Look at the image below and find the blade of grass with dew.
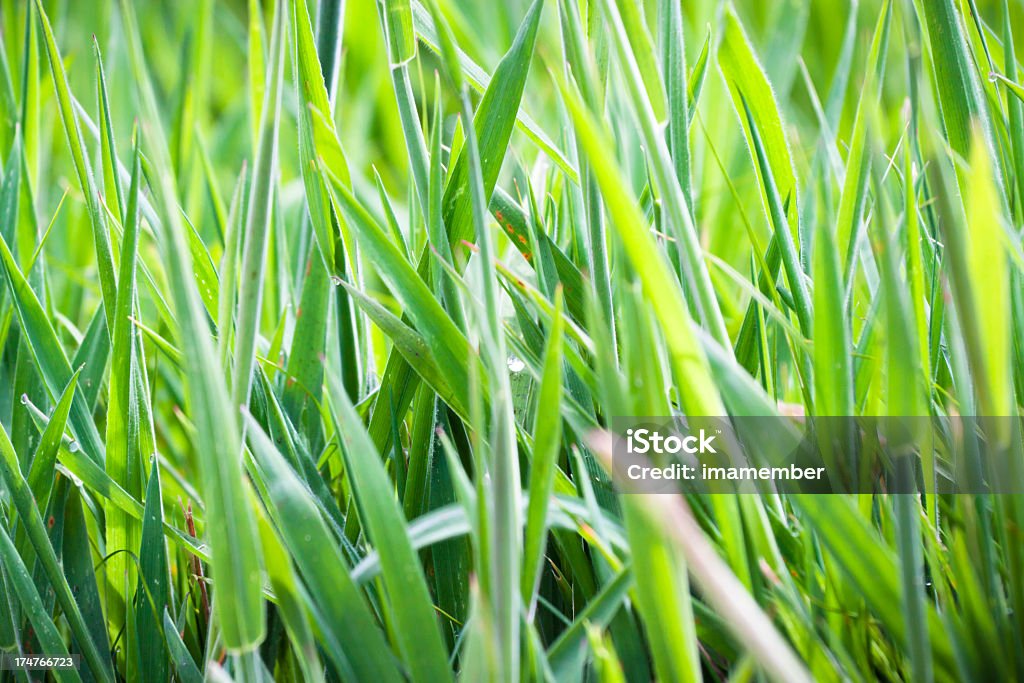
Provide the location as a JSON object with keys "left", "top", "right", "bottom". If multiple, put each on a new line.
{"left": 24, "top": 369, "right": 78, "bottom": 515}
{"left": 454, "top": 20, "right": 524, "bottom": 676}
{"left": 362, "top": 0, "right": 544, "bottom": 455}
{"left": 918, "top": 0, "right": 1005, "bottom": 194}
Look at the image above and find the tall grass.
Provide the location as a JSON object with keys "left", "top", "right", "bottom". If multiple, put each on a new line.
{"left": 0, "top": 0, "right": 1022, "bottom": 680}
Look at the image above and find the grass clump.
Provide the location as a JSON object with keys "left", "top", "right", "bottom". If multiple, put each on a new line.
{"left": 0, "top": 0, "right": 1022, "bottom": 681}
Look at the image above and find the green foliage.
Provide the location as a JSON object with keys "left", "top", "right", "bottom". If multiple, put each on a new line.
{"left": 0, "top": 0, "right": 1022, "bottom": 681}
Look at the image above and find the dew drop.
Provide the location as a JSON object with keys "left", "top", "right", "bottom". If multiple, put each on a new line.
{"left": 329, "top": 275, "right": 344, "bottom": 286}
{"left": 68, "top": 441, "right": 80, "bottom": 453}
{"left": 19, "top": 393, "right": 29, "bottom": 405}
{"left": 507, "top": 356, "right": 525, "bottom": 373}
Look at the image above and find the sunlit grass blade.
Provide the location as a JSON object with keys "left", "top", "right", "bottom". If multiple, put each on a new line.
{"left": 918, "top": 0, "right": 1004, "bottom": 194}
{"left": 34, "top": 0, "right": 118, "bottom": 329}
{"left": 600, "top": 0, "right": 729, "bottom": 346}
{"left": 560, "top": 75, "right": 724, "bottom": 417}
{"left": 834, "top": 0, "right": 891, "bottom": 284}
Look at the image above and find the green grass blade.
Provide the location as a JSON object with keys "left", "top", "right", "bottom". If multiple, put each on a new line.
{"left": 34, "top": 0, "right": 117, "bottom": 329}
{"left": 163, "top": 609, "right": 203, "bottom": 683}
{"left": 24, "top": 370, "right": 78, "bottom": 514}
{"left": 137, "top": 458, "right": 170, "bottom": 683}
{"left": 105, "top": 139, "right": 144, "bottom": 625}
{"left": 231, "top": 0, "right": 285, "bottom": 410}
{"left": 326, "top": 372, "right": 453, "bottom": 683}
{"left": 116, "top": 0, "right": 267, "bottom": 649}
{"left": 918, "top": 0, "right": 1004, "bottom": 194}
{"left": 242, "top": 412, "right": 404, "bottom": 682}
{"left": 441, "top": 0, "right": 542, "bottom": 256}
{"left": 601, "top": 0, "right": 729, "bottom": 346}
{"left": 94, "top": 39, "right": 124, "bottom": 223}
{"left": 559, "top": 74, "right": 725, "bottom": 417}
{"left": 323, "top": 170, "right": 474, "bottom": 397}
{"left": 410, "top": 1, "right": 578, "bottom": 182}
{"left": 521, "top": 291, "right": 564, "bottom": 607}
{"left": 0, "top": 232, "right": 105, "bottom": 463}
{"left": 834, "top": 0, "right": 892, "bottom": 284}
{"left": 741, "top": 96, "right": 812, "bottom": 338}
